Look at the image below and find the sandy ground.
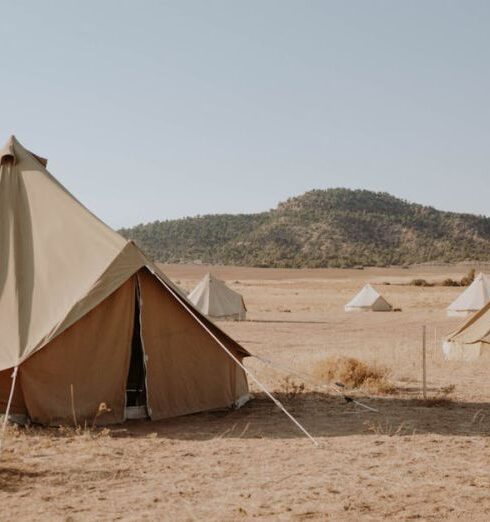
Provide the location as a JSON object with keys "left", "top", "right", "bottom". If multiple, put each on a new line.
{"left": 2, "top": 263, "right": 490, "bottom": 521}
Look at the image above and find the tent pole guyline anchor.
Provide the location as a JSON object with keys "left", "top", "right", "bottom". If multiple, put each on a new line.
{"left": 149, "top": 267, "right": 320, "bottom": 448}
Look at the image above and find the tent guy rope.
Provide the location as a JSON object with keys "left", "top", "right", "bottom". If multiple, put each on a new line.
{"left": 150, "top": 267, "right": 320, "bottom": 447}
{"left": 0, "top": 365, "right": 19, "bottom": 454}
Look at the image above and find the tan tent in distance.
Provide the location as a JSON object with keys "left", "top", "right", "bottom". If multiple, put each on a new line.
{"left": 188, "top": 273, "right": 247, "bottom": 321}
{"left": 345, "top": 284, "right": 393, "bottom": 312}
{"left": 0, "top": 136, "right": 250, "bottom": 425}
{"left": 446, "top": 273, "right": 490, "bottom": 317}
{"left": 443, "top": 299, "right": 490, "bottom": 361}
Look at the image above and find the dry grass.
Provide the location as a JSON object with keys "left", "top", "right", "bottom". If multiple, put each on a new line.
{"left": 413, "top": 383, "right": 457, "bottom": 407}
{"left": 363, "top": 419, "right": 416, "bottom": 437}
{"left": 312, "top": 356, "right": 397, "bottom": 394}
{"left": 278, "top": 376, "right": 305, "bottom": 399}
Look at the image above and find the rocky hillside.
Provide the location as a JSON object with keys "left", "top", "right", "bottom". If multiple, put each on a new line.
{"left": 119, "top": 189, "right": 490, "bottom": 268}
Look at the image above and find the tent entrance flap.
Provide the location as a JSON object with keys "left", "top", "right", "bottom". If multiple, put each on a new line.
{"left": 125, "top": 283, "right": 148, "bottom": 419}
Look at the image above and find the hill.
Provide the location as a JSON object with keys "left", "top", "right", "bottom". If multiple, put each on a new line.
{"left": 119, "top": 189, "right": 490, "bottom": 268}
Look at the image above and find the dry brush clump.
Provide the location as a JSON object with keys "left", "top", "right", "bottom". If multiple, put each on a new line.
{"left": 312, "top": 357, "right": 397, "bottom": 394}
{"left": 412, "top": 384, "right": 456, "bottom": 408}
{"left": 409, "top": 268, "right": 476, "bottom": 288}
{"left": 278, "top": 376, "right": 306, "bottom": 399}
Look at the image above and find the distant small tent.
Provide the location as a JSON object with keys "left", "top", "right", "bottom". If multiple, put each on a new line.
{"left": 443, "top": 300, "right": 490, "bottom": 361}
{"left": 188, "top": 273, "right": 247, "bottom": 321}
{"left": 345, "top": 284, "right": 393, "bottom": 312}
{"left": 446, "top": 273, "right": 490, "bottom": 317}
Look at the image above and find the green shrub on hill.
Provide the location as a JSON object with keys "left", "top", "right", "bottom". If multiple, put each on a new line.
{"left": 119, "top": 188, "right": 490, "bottom": 267}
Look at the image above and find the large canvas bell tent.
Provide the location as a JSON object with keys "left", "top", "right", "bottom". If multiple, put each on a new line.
{"left": 443, "top": 300, "right": 490, "bottom": 361}
{"left": 0, "top": 136, "right": 249, "bottom": 425}
{"left": 446, "top": 273, "right": 490, "bottom": 317}
{"left": 344, "top": 284, "right": 393, "bottom": 312}
{"left": 188, "top": 273, "right": 247, "bottom": 321}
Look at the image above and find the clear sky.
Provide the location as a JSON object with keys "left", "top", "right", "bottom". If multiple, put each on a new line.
{"left": 2, "top": 1, "right": 489, "bottom": 228}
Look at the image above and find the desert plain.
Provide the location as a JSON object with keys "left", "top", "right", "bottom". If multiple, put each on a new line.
{"left": 1, "top": 263, "right": 490, "bottom": 521}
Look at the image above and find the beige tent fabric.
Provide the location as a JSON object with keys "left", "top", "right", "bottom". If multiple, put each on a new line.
{"left": 0, "top": 136, "right": 250, "bottom": 425}
{"left": 443, "top": 299, "right": 490, "bottom": 361}
{"left": 20, "top": 278, "right": 135, "bottom": 425}
{"left": 0, "top": 264, "right": 250, "bottom": 422}
{"left": 446, "top": 273, "right": 490, "bottom": 317}
{"left": 0, "top": 136, "right": 136, "bottom": 370}
{"left": 138, "top": 269, "right": 248, "bottom": 420}
{"left": 145, "top": 264, "right": 249, "bottom": 358}
{"left": 446, "top": 300, "right": 490, "bottom": 346}
{"left": 188, "top": 273, "right": 247, "bottom": 320}
{"left": 344, "top": 284, "right": 392, "bottom": 312}
{"left": 0, "top": 368, "right": 26, "bottom": 415}
{"left": 46, "top": 242, "right": 146, "bottom": 351}
{"left": 442, "top": 340, "right": 489, "bottom": 361}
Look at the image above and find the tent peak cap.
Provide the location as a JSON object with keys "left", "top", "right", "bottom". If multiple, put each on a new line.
{"left": 0, "top": 135, "right": 48, "bottom": 167}
{"left": 0, "top": 135, "right": 17, "bottom": 165}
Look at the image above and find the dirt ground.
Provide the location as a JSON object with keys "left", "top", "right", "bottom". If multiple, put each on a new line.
{"left": 2, "top": 263, "right": 490, "bottom": 521}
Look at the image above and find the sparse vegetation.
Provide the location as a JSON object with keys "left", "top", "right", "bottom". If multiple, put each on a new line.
{"left": 119, "top": 188, "right": 490, "bottom": 268}
{"left": 410, "top": 279, "right": 434, "bottom": 287}
{"left": 442, "top": 278, "right": 460, "bottom": 287}
{"left": 279, "top": 376, "right": 305, "bottom": 399}
{"left": 364, "top": 420, "right": 415, "bottom": 437}
{"left": 411, "top": 268, "right": 478, "bottom": 288}
{"left": 413, "top": 383, "right": 456, "bottom": 407}
{"left": 312, "top": 357, "right": 396, "bottom": 394}
{"left": 460, "top": 268, "right": 476, "bottom": 286}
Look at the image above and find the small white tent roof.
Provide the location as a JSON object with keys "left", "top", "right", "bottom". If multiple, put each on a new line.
{"left": 443, "top": 297, "right": 490, "bottom": 360}
{"left": 446, "top": 299, "right": 490, "bottom": 347}
{"left": 447, "top": 273, "right": 490, "bottom": 316}
{"left": 345, "top": 284, "right": 392, "bottom": 312}
{"left": 188, "top": 273, "right": 247, "bottom": 320}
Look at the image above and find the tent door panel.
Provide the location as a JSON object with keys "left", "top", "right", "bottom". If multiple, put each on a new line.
{"left": 137, "top": 268, "right": 246, "bottom": 420}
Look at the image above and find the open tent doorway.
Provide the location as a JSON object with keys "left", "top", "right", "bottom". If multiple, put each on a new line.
{"left": 125, "top": 283, "right": 148, "bottom": 419}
